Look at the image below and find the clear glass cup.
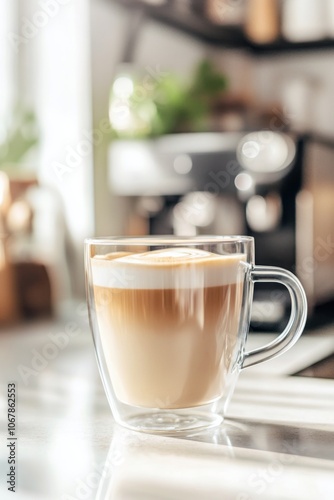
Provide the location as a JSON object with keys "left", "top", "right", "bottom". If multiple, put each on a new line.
{"left": 85, "top": 236, "right": 307, "bottom": 434}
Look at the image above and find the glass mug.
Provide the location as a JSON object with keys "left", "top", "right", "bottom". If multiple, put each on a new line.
{"left": 85, "top": 236, "right": 307, "bottom": 434}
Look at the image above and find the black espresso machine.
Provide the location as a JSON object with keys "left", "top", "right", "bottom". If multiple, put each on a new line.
{"left": 109, "top": 131, "right": 334, "bottom": 328}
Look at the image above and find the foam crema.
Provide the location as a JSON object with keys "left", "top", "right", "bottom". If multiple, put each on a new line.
{"left": 91, "top": 248, "right": 246, "bottom": 289}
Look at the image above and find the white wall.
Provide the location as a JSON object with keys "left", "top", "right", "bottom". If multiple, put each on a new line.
{"left": 211, "top": 47, "right": 254, "bottom": 97}
{"left": 90, "top": 1, "right": 128, "bottom": 236}
{"left": 212, "top": 47, "right": 334, "bottom": 138}
{"left": 252, "top": 52, "right": 334, "bottom": 136}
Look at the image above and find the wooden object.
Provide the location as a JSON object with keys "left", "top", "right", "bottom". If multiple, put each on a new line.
{"left": 0, "top": 237, "right": 19, "bottom": 324}
{"left": 245, "top": 0, "right": 280, "bottom": 44}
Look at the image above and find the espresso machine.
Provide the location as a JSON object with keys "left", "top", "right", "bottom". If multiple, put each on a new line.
{"left": 109, "top": 131, "right": 334, "bottom": 327}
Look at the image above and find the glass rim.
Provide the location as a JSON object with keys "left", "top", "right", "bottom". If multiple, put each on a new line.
{"left": 84, "top": 235, "right": 254, "bottom": 246}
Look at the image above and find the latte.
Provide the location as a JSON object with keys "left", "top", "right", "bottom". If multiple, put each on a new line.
{"left": 92, "top": 248, "right": 246, "bottom": 409}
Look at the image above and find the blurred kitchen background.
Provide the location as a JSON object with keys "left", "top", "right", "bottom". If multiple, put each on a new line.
{"left": 1, "top": 0, "right": 334, "bottom": 330}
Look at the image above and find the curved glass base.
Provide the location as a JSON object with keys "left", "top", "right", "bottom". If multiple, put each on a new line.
{"left": 116, "top": 408, "right": 224, "bottom": 435}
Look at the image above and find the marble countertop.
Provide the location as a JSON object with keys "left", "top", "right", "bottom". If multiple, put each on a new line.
{"left": 0, "top": 313, "right": 334, "bottom": 500}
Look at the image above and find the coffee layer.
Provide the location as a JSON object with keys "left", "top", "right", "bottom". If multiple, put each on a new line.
{"left": 91, "top": 248, "right": 246, "bottom": 289}
{"left": 94, "top": 282, "right": 243, "bottom": 409}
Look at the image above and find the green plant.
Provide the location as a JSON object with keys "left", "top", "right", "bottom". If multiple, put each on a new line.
{"left": 153, "top": 59, "right": 228, "bottom": 135}
{"left": 0, "top": 107, "right": 38, "bottom": 172}
{"left": 110, "top": 59, "right": 228, "bottom": 139}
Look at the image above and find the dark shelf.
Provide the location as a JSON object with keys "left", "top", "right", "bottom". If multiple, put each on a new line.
{"left": 114, "top": 0, "right": 334, "bottom": 55}
{"left": 249, "top": 37, "right": 334, "bottom": 55}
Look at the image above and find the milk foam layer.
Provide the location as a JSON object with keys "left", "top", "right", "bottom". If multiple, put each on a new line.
{"left": 91, "top": 248, "right": 246, "bottom": 289}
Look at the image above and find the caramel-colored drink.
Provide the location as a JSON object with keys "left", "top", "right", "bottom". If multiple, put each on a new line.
{"left": 92, "top": 248, "right": 245, "bottom": 409}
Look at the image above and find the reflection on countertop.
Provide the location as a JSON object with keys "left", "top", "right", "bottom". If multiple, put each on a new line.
{"left": 0, "top": 314, "right": 334, "bottom": 499}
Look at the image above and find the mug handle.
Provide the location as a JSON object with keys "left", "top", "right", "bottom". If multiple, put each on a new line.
{"left": 242, "top": 266, "right": 308, "bottom": 369}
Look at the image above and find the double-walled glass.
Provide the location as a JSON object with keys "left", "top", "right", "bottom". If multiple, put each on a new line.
{"left": 85, "top": 236, "right": 307, "bottom": 434}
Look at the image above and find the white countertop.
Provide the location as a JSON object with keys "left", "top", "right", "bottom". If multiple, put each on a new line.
{"left": 0, "top": 315, "right": 334, "bottom": 500}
